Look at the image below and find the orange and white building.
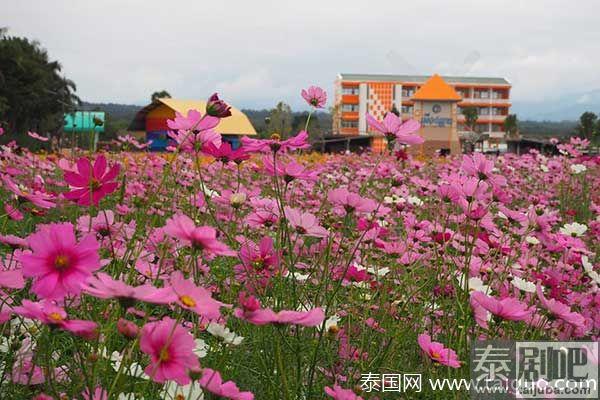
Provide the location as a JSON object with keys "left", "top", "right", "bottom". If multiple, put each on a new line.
{"left": 333, "top": 73, "right": 511, "bottom": 153}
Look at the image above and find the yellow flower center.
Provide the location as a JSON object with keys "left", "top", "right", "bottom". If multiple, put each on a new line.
{"left": 159, "top": 348, "right": 170, "bottom": 362}
{"left": 54, "top": 254, "right": 70, "bottom": 269}
{"left": 89, "top": 178, "right": 101, "bottom": 190}
{"left": 179, "top": 295, "right": 196, "bottom": 308}
{"left": 431, "top": 351, "right": 441, "bottom": 360}
{"left": 48, "top": 312, "right": 64, "bottom": 322}
{"left": 175, "top": 395, "right": 185, "bottom": 400}
{"left": 270, "top": 133, "right": 281, "bottom": 141}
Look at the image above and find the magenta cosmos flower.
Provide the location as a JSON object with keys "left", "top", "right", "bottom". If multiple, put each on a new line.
{"left": 63, "top": 155, "right": 120, "bottom": 206}
{"left": 241, "top": 130, "right": 310, "bottom": 153}
{"left": 164, "top": 214, "right": 235, "bottom": 256}
{"left": 301, "top": 85, "right": 327, "bottom": 108}
{"left": 366, "top": 112, "right": 423, "bottom": 145}
{"left": 140, "top": 316, "right": 200, "bottom": 385}
{"left": 199, "top": 368, "right": 254, "bottom": 400}
{"left": 14, "top": 300, "right": 98, "bottom": 339}
{"left": 205, "top": 93, "right": 232, "bottom": 118}
{"left": 19, "top": 223, "right": 101, "bottom": 300}
{"left": 470, "top": 291, "right": 534, "bottom": 322}
{"left": 203, "top": 141, "right": 250, "bottom": 164}
{"left": 417, "top": 333, "right": 461, "bottom": 368}
{"left": 233, "top": 292, "right": 325, "bottom": 327}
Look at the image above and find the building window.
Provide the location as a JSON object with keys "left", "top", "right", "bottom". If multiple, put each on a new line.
{"left": 479, "top": 107, "right": 490, "bottom": 115}
{"left": 342, "top": 104, "right": 359, "bottom": 112}
{"left": 401, "top": 105, "right": 413, "bottom": 114}
{"left": 402, "top": 88, "right": 415, "bottom": 97}
{"left": 475, "top": 123, "right": 489, "bottom": 133}
{"left": 342, "top": 87, "right": 358, "bottom": 95}
{"left": 341, "top": 120, "right": 358, "bottom": 128}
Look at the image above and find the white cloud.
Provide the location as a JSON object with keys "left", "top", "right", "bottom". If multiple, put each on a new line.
{"left": 2, "top": 0, "right": 600, "bottom": 109}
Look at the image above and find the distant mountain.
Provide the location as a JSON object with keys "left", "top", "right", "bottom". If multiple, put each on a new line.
{"left": 81, "top": 102, "right": 141, "bottom": 121}
{"left": 512, "top": 89, "right": 600, "bottom": 121}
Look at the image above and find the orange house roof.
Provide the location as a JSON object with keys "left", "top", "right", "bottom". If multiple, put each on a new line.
{"left": 412, "top": 74, "right": 462, "bottom": 101}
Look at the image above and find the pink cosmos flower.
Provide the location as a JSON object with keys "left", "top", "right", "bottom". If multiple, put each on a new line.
{"left": 140, "top": 316, "right": 200, "bottom": 385}
{"left": 536, "top": 283, "right": 586, "bottom": 328}
{"left": 263, "top": 156, "right": 318, "bottom": 182}
{"left": 470, "top": 291, "right": 534, "bottom": 322}
{"left": 203, "top": 141, "right": 250, "bottom": 163}
{"left": 234, "top": 292, "right": 325, "bottom": 327}
{"left": 417, "top": 333, "right": 461, "bottom": 368}
{"left": 241, "top": 130, "right": 310, "bottom": 153}
{"left": 301, "top": 86, "right": 327, "bottom": 108}
{"left": 81, "top": 273, "right": 173, "bottom": 305}
{"left": 284, "top": 206, "right": 329, "bottom": 238}
{"left": 63, "top": 155, "right": 120, "bottom": 206}
{"left": 167, "top": 271, "right": 228, "bottom": 321}
{"left": 0, "top": 233, "right": 28, "bottom": 248}
{"left": 0, "top": 265, "right": 24, "bottom": 289}
{"left": 169, "top": 127, "right": 222, "bottom": 153}
{"left": 0, "top": 127, "right": 3, "bottom": 136}
{"left": 461, "top": 153, "right": 507, "bottom": 187}
{"left": 199, "top": 368, "right": 254, "bottom": 400}
{"left": 235, "top": 236, "right": 281, "bottom": 285}
{"left": 167, "top": 109, "right": 220, "bottom": 132}
{"left": 328, "top": 188, "right": 377, "bottom": 214}
{"left": 324, "top": 385, "right": 363, "bottom": 400}
{"left": 28, "top": 131, "right": 49, "bottom": 142}
{"left": 4, "top": 203, "right": 23, "bottom": 220}
{"left": 163, "top": 214, "right": 235, "bottom": 255}
{"left": 366, "top": 113, "right": 424, "bottom": 144}
{"left": 14, "top": 300, "right": 98, "bottom": 338}
{"left": 2, "top": 175, "right": 55, "bottom": 209}
{"left": 19, "top": 222, "right": 101, "bottom": 300}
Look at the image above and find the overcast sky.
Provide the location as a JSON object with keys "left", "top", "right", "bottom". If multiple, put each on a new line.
{"left": 4, "top": 0, "right": 600, "bottom": 110}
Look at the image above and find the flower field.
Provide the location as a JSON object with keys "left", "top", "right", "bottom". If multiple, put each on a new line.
{"left": 0, "top": 91, "right": 598, "bottom": 400}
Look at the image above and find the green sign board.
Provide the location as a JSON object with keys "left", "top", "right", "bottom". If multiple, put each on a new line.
{"left": 64, "top": 111, "right": 105, "bottom": 133}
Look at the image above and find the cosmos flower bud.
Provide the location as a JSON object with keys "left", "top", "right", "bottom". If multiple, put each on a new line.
{"left": 206, "top": 93, "right": 232, "bottom": 118}
{"left": 117, "top": 318, "right": 139, "bottom": 339}
{"left": 229, "top": 192, "right": 247, "bottom": 208}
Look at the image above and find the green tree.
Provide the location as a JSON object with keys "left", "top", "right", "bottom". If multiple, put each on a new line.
{"left": 0, "top": 29, "right": 79, "bottom": 138}
{"left": 461, "top": 106, "right": 478, "bottom": 131}
{"left": 151, "top": 90, "right": 171, "bottom": 102}
{"left": 267, "top": 102, "right": 293, "bottom": 138}
{"left": 504, "top": 114, "right": 519, "bottom": 139}
{"left": 575, "top": 111, "right": 597, "bottom": 139}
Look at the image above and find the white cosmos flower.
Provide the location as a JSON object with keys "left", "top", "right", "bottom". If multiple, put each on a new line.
{"left": 570, "top": 164, "right": 587, "bottom": 174}
{"left": 206, "top": 323, "right": 244, "bottom": 346}
{"left": 110, "top": 351, "right": 149, "bottom": 380}
{"left": 559, "top": 222, "right": 588, "bottom": 237}
{"left": 384, "top": 194, "right": 403, "bottom": 205}
{"left": 161, "top": 381, "right": 204, "bottom": 400}
{"left": 582, "top": 256, "right": 600, "bottom": 285}
{"left": 457, "top": 274, "right": 490, "bottom": 293}
{"left": 525, "top": 236, "right": 540, "bottom": 245}
{"left": 194, "top": 338, "right": 209, "bottom": 357}
{"left": 324, "top": 315, "right": 341, "bottom": 332}
{"left": 367, "top": 266, "right": 390, "bottom": 277}
{"left": 540, "top": 164, "right": 549, "bottom": 172}
{"left": 511, "top": 276, "right": 536, "bottom": 293}
{"left": 408, "top": 196, "right": 423, "bottom": 207}
{"left": 284, "top": 271, "right": 310, "bottom": 282}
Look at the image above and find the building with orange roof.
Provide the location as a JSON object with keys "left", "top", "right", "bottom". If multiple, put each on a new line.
{"left": 333, "top": 73, "right": 511, "bottom": 154}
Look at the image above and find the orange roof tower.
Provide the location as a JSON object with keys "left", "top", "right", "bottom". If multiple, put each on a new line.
{"left": 411, "top": 74, "right": 462, "bottom": 101}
